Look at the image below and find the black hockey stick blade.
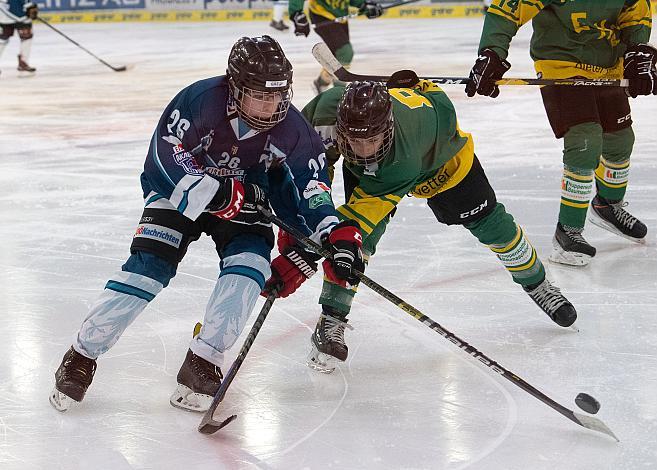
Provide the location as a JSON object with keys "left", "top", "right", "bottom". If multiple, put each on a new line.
{"left": 198, "top": 413, "right": 237, "bottom": 434}
{"left": 311, "top": 42, "right": 628, "bottom": 87}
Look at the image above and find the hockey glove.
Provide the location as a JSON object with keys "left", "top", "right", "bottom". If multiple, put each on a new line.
{"left": 359, "top": 0, "right": 383, "bottom": 19}
{"left": 264, "top": 246, "right": 319, "bottom": 298}
{"left": 465, "top": 48, "right": 511, "bottom": 98}
{"left": 208, "top": 179, "right": 268, "bottom": 224}
{"left": 291, "top": 11, "right": 310, "bottom": 37}
{"left": 323, "top": 220, "right": 364, "bottom": 287}
{"left": 387, "top": 69, "right": 420, "bottom": 89}
{"left": 24, "top": 2, "right": 38, "bottom": 19}
{"left": 623, "top": 43, "right": 657, "bottom": 98}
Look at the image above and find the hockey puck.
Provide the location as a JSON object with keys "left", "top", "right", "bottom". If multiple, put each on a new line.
{"left": 575, "top": 393, "right": 601, "bottom": 414}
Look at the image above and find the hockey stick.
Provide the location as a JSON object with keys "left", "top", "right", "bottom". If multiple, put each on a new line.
{"left": 257, "top": 204, "right": 619, "bottom": 441}
{"left": 37, "top": 18, "right": 129, "bottom": 72}
{"left": 312, "top": 42, "right": 629, "bottom": 87}
{"left": 198, "top": 290, "right": 278, "bottom": 434}
{"left": 328, "top": 0, "right": 423, "bottom": 24}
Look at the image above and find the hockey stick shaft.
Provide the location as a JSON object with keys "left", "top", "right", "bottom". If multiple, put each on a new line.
{"left": 37, "top": 18, "right": 127, "bottom": 72}
{"left": 330, "top": 0, "right": 423, "bottom": 23}
{"left": 312, "top": 42, "right": 629, "bottom": 87}
{"left": 258, "top": 205, "right": 618, "bottom": 440}
{"left": 198, "top": 291, "right": 278, "bottom": 434}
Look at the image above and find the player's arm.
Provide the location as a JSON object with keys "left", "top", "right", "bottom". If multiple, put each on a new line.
{"left": 301, "top": 87, "right": 345, "bottom": 183}
{"left": 619, "top": 0, "right": 656, "bottom": 97}
{"left": 289, "top": 0, "right": 310, "bottom": 36}
{"left": 467, "top": 0, "right": 550, "bottom": 98}
{"left": 144, "top": 91, "right": 258, "bottom": 222}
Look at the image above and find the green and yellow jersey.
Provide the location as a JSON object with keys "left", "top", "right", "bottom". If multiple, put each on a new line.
{"left": 302, "top": 81, "right": 475, "bottom": 239}
{"left": 289, "top": 0, "right": 365, "bottom": 21}
{"left": 480, "top": 0, "right": 653, "bottom": 79}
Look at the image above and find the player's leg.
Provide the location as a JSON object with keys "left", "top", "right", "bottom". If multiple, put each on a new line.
{"left": 428, "top": 154, "right": 577, "bottom": 327}
{"left": 308, "top": 165, "right": 374, "bottom": 373}
{"left": 0, "top": 24, "right": 15, "bottom": 76}
{"left": 310, "top": 13, "right": 352, "bottom": 94}
{"left": 50, "top": 205, "right": 200, "bottom": 411}
{"left": 541, "top": 85, "right": 602, "bottom": 266}
{"left": 170, "top": 220, "right": 274, "bottom": 411}
{"left": 16, "top": 23, "right": 35, "bottom": 73}
{"left": 270, "top": 0, "right": 290, "bottom": 31}
{"left": 588, "top": 88, "right": 647, "bottom": 242}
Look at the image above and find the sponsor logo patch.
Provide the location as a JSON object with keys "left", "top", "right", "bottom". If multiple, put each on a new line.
{"left": 303, "top": 180, "right": 331, "bottom": 199}
{"left": 134, "top": 224, "right": 183, "bottom": 248}
{"left": 309, "top": 192, "right": 333, "bottom": 209}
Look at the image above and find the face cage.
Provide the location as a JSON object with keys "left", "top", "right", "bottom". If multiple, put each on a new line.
{"left": 337, "top": 126, "right": 394, "bottom": 166}
{"left": 232, "top": 83, "right": 292, "bottom": 131}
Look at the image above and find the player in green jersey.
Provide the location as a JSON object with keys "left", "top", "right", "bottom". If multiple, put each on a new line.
{"left": 466, "top": 0, "right": 655, "bottom": 266}
{"left": 288, "top": 0, "right": 383, "bottom": 94}
{"left": 296, "top": 78, "right": 578, "bottom": 373}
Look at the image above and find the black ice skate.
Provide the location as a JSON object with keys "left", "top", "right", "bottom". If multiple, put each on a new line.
{"left": 170, "top": 349, "right": 223, "bottom": 412}
{"left": 549, "top": 222, "right": 596, "bottom": 266}
{"left": 588, "top": 194, "right": 647, "bottom": 243}
{"left": 307, "top": 310, "right": 353, "bottom": 374}
{"left": 49, "top": 347, "right": 97, "bottom": 412}
{"left": 269, "top": 19, "right": 289, "bottom": 31}
{"left": 523, "top": 279, "right": 577, "bottom": 327}
{"left": 17, "top": 55, "right": 36, "bottom": 73}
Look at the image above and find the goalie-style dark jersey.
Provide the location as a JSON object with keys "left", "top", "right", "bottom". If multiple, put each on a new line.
{"left": 480, "top": 0, "right": 652, "bottom": 79}
{"left": 142, "top": 75, "right": 339, "bottom": 242}
{"left": 302, "top": 81, "right": 475, "bottom": 237}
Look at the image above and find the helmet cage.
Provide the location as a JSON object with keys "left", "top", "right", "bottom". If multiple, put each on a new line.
{"left": 336, "top": 119, "right": 394, "bottom": 166}
{"left": 230, "top": 79, "right": 292, "bottom": 131}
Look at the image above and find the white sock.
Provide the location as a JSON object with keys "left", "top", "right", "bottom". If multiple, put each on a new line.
{"left": 19, "top": 37, "right": 32, "bottom": 62}
{"left": 272, "top": 1, "right": 288, "bottom": 21}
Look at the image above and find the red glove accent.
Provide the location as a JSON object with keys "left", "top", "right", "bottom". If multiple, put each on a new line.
{"left": 276, "top": 229, "right": 296, "bottom": 253}
{"left": 263, "top": 247, "right": 318, "bottom": 298}
{"left": 210, "top": 179, "right": 245, "bottom": 220}
{"left": 322, "top": 221, "right": 364, "bottom": 287}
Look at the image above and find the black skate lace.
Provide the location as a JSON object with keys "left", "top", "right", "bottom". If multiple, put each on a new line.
{"left": 611, "top": 201, "right": 637, "bottom": 229}
{"left": 321, "top": 314, "right": 353, "bottom": 346}
{"left": 529, "top": 281, "right": 567, "bottom": 314}
{"left": 563, "top": 226, "right": 589, "bottom": 245}
{"left": 62, "top": 355, "right": 96, "bottom": 386}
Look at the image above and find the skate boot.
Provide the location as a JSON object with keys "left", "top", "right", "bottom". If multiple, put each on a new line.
{"left": 588, "top": 194, "right": 647, "bottom": 243}
{"left": 549, "top": 222, "right": 596, "bottom": 266}
{"left": 523, "top": 278, "right": 577, "bottom": 327}
{"left": 49, "top": 347, "right": 97, "bottom": 412}
{"left": 17, "top": 55, "right": 36, "bottom": 73}
{"left": 307, "top": 309, "right": 353, "bottom": 374}
{"left": 269, "top": 19, "right": 289, "bottom": 31}
{"left": 170, "top": 349, "right": 223, "bottom": 412}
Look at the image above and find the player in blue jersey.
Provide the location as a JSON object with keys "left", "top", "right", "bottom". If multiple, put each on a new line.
{"left": 49, "top": 36, "right": 364, "bottom": 413}
{"left": 0, "top": 0, "right": 38, "bottom": 74}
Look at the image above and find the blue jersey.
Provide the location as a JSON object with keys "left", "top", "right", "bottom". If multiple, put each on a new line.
{"left": 142, "top": 76, "right": 339, "bottom": 241}
{"left": 0, "top": 0, "right": 30, "bottom": 23}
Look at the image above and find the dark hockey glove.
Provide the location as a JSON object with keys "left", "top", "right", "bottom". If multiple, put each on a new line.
{"left": 208, "top": 179, "right": 267, "bottom": 224}
{"left": 291, "top": 11, "right": 310, "bottom": 37}
{"left": 387, "top": 69, "right": 420, "bottom": 89}
{"left": 359, "top": 0, "right": 383, "bottom": 19}
{"left": 264, "top": 246, "right": 319, "bottom": 298}
{"left": 465, "top": 48, "right": 511, "bottom": 98}
{"left": 623, "top": 43, "right": 657, "bottom": 98}
{"left": 24, "top": 2, "right": 38, "bottom": 19}
{"left": 322, "top": 220, "right": 364, "bottom": 287}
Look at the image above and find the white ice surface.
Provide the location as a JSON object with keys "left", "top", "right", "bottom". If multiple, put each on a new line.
{"left": 1, "top": 18, "right": 656, "bottom": 470}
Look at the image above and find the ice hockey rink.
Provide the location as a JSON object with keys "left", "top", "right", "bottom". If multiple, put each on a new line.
{"left": 1, "top": 16, "right": 656, "bottom": 470}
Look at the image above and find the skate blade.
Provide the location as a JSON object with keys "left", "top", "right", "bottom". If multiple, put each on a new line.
{"left": 49, "top": 388, "right": 75, "bottom": 412}
{"left": 169, "top": 384, "right": 212, "bottom": 413}
{"left": 306, "top": 348, "right": 337, "bottom": 374}
{"left": 588, "top": 212, "right": 646, "bottom": 244}
{"left": 548, "top": 243, "right": 592, "bottom": 267}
